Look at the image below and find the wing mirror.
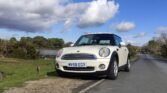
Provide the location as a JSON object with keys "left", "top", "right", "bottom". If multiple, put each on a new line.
{"left": 120, "top": 42, "right": 126, "bottom": 47}
{"left": 70, "top": 43, "right": 74, "bottom": 47}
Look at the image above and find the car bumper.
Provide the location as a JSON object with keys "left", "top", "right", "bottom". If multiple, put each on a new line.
{"left": 55, "top": 58, "right": 110, "bottom": 73}
{"left": 56, "top": 69, "right": 108, "bottom": 76}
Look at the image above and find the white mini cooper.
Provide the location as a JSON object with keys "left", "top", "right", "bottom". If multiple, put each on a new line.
{"left": 55, "top": 33, "right": 130, "bottom": 80}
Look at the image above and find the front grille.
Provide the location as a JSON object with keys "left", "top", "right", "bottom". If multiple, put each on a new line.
{"left": 61, "top": 53, "right": 97, "bottom": 60}
{"left": 63, "top": 66, "right": 94, "bottom": 71}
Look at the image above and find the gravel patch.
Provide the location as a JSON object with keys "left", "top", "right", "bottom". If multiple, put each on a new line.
{"left": 3, "top": 77, "right": 91, "bottom": 93}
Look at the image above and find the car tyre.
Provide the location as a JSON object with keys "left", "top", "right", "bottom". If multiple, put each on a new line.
{"left": 56, "top": 70, "right": 65, "bottom": 77}
{"left": 124, "top": 58, "right": 130, "bottom": 72}
{"left": 107, "top": 57, "right": 118, "bottom": 80}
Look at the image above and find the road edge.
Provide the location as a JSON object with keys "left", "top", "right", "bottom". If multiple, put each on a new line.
{"left": 78, "top": 79, "right": 105, "bottom": 93}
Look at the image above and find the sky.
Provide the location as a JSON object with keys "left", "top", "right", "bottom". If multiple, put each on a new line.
{"left": 0, "top": 0, "right": 167, "bottom": 46}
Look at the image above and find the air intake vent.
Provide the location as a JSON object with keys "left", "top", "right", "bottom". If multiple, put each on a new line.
{"left": 61, "top": 53, "right": 97, "bottom": 60}
{"left": 63, "top": 66, "right": 94, "bottom": 71}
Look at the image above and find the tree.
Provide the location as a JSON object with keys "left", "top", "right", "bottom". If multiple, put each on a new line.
{"left": 33, "top": 36, "right": 48, "bottom": 48}
{"left": 9, "top": 37, "right": 17, "bottom": 44}
{"left": 0, "top": 36, "right": 65, "bottom": 59}
{"left": 143, "top": 33, "right": 167, "bottom": 57}
{"left": 147, "top": 40, "right": 161, "bottom": 55}
{"left": 9, "top": 40, "right": 38, "bottom": 59}
{"left": 0, "top": 39, "right": 5, "bottom": 56}
{"left": 48, "top": 38, "right": 64, "bottom": 49}
{"left": 160, "top": 45, "right": 167, "bottom": 57}
{"left": 127, "top": 44, "right": 139, "bottom": 58}
{"left": 159, "top": 33, "right": 167, "bottom": 57}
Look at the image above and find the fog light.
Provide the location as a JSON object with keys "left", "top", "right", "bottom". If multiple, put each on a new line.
{"left": 99, "top": 64, "right": 105, "bottom": 69}
{"left": 55, "top": 63, "right": 59, "bottom": 68}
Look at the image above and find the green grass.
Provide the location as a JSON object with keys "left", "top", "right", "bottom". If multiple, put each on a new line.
{"left": 0, "top": 55, "right": 140, "bottom": 92}
{"left": 0, "top": 58, "right": 55, "bottom": 91}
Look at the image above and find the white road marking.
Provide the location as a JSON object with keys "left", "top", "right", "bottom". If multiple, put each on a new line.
{"left": 79, "top": 79, "right": 105, "bottom": 93}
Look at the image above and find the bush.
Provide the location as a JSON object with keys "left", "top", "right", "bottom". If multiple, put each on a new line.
{"left": 160, "top": 44, "right": 167, "bottom": 57}
{"left": 6, "top": 41, "right": 38, "bottom": 59}
{"left": 143, "top": 33, "right": 167, "bottom": 57}
{"left": 0, "top": 36, "right": 64, "bottom": 59}
{"left": 127, "top": 44, "right": 139, "bottom": 59}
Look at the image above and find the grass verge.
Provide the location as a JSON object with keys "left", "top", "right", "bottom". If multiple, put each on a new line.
{"left": 130, "top": 54, "right": 140, "bottom": 62}
{"left": 0, "top": 58, "right": 55, "bottom": 92}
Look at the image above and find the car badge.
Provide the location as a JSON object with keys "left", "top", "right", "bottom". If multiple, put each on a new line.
{"left": 77, "top": 50, "right": 80, "bottom": 52}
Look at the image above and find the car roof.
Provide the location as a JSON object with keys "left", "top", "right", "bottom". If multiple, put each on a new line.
{"left": 84, "top": 32, "right": 113, "bottom": 35}
{"left": 84, "top": 32, "right": 121, "bottom": 39}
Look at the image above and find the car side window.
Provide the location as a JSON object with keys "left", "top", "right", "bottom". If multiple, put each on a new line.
{"left": 78, "top": 37, "right": 90, "bottom": 45}
{"left": 99, "top": 40, "right": 110, "bottom": 45}
{"left": 114, "top": 35, "right": 122, "bottom": 46}
{"left": 118, "top": 37, "right": 122, "bottom": 43}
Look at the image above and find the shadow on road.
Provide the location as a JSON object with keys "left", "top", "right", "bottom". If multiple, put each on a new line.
{"left": 145, "top": 54, "right": 167, "bottom": 63}
{"left": 47, "top": 71, "right": 102, "bottom": 80}
{"left": 152, "top": 57, "right": 167, "bottom": 62}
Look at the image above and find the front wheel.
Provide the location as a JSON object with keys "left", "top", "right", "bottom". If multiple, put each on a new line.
{"left": 124, "top": 58, "right": 130, "bottom": 72}
{"left": 107, "top": 58, "right": 118, "bottom": 80}
{"left": 56, "top": 70, "right": 65, "bottom": 77}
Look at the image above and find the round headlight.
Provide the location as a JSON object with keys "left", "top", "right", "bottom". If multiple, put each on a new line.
{"left": 99, "top": 47, "right": 110, "bottom": 57}
{"left": 56, "top": 49, "right": 63, "bottom": 58}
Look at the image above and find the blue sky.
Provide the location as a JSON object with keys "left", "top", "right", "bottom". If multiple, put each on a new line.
{"left": 0, "top": 0, "right": 167, "bottom": 46}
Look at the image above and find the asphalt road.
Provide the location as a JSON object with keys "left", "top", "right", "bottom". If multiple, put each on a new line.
{"left": 87, "top": 54, "right": 167, "bottom": 93}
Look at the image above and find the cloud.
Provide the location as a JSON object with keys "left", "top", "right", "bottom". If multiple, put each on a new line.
{"left": 122, "top": 35, "right": 145, "bottom": 46}
{"left": 134, "top": 32, "right": 146, "bottom": 38}
{"left": 78, "top": 0, "right": 119, "bottom": 28}
{"left": 114, "top": 22, "right": 135, "bottom": 32}
{"left": 0, "top": 0, "right": 63, "bottom": 32}
{"left": 121, "top": 35, "right": 134, "bottom": 45}
{"left": 125, "top": 40, "right": 135, "bottom": 44}
{"left": 124, "top": 39, "right": 143, "bottom": 46}
{"left": 0, "top": 0, "right": 119, "bottom": 32}
{"left": 156, "top": 26, "right": 167, "bottom": 34}
{"left": 60, "top": 18, "right": 73, "bottom": 33}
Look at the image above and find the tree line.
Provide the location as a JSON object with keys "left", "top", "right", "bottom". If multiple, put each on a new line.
{"left": 0, "top": 36, "right": 64, "bottom": 59}
{"left": 127, "top": 44, "right": 140, "bottom": 60}
{"left": 142, "top": 33, "right": 167, "bottom": 57}
{"left": 1, "top": 34, "right": 166, "bottom": 59}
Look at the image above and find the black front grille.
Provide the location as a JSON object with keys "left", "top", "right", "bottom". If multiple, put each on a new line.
{"left": 61, "top": 53, "right": 97, "bottom": 60}
{"left": 63, "top": 66, "right": 94, "bottom": 71}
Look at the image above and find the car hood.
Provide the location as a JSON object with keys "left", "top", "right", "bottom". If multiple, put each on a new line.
{"left": 61, "top": 45, "right": 117, "bottom": 58}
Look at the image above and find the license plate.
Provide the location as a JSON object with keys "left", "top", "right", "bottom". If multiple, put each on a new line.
{"left": 68, "top": 63, "right": 86, "bottom": 67}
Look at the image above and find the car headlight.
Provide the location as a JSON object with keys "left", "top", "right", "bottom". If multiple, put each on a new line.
{"left": 56, "top": 49, "right": 63, "bottom": 58}
{"left": 99, "top": 47, "right": 110, "bottom": 57}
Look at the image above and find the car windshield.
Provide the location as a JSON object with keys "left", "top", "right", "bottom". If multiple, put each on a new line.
{"left": 74, "top": 34, "right": 115, "bottom": 46}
